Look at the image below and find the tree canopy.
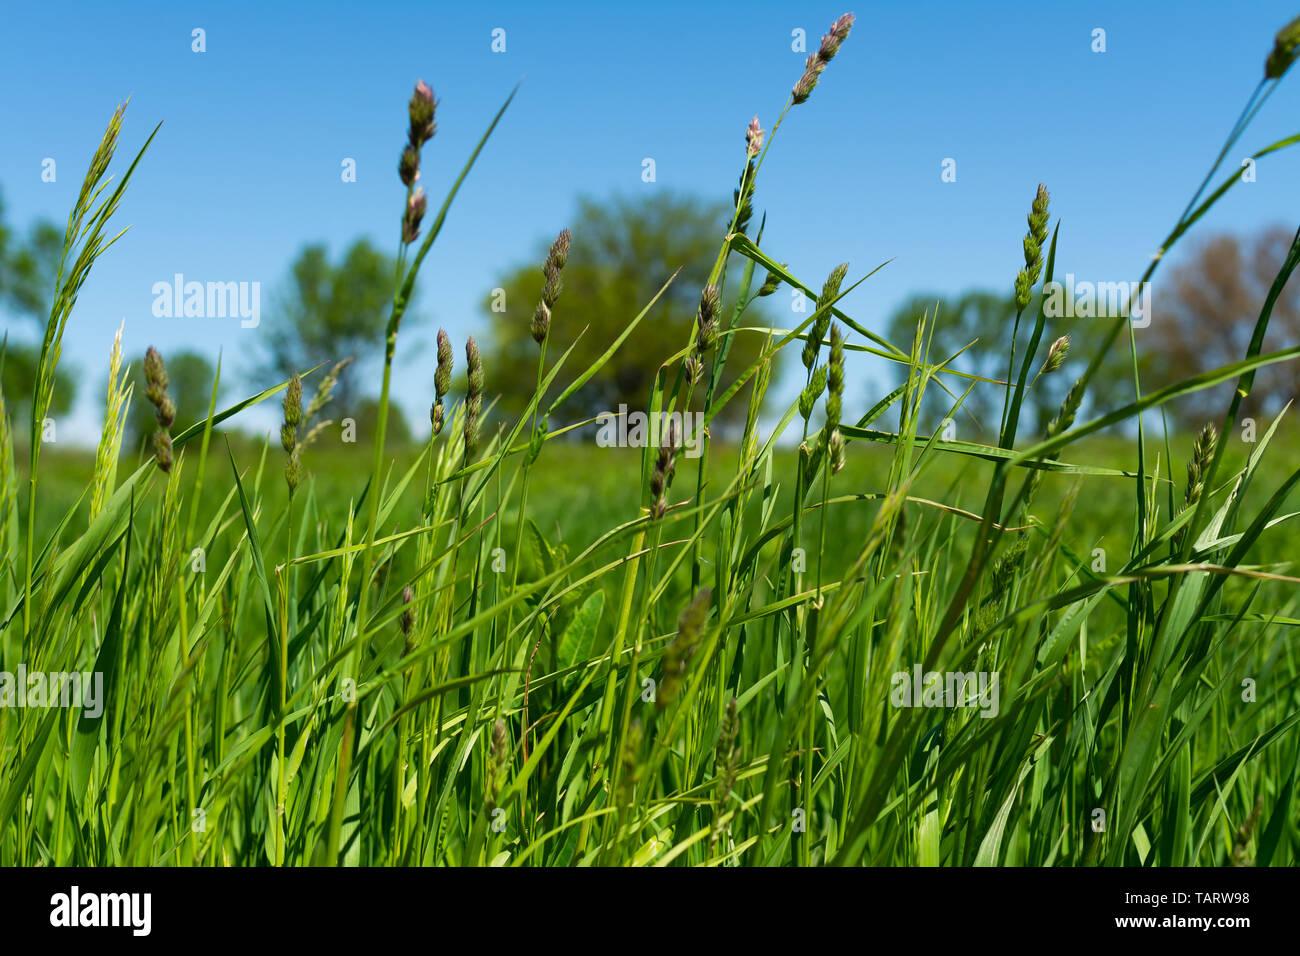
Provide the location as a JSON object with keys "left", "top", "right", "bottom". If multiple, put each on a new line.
{"left": 1149, "top": 225, "right": 1300, "bottom": 427}
{"left": 483, "top": 192, "right": 777, "bottom": 425}
{"left": 254, "top": 238, "right": 402, "bottom": 415}
{"left": 885, "top": 225, "right": 1300, "bottom": 440}
{"left": 0, "top": 189, "right": 75, "bottom": 421}
{"left": 885, "top": 289, "right": 1130, "bottom": 440}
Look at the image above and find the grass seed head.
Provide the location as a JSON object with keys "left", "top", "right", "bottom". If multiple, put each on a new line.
{"left": 820, "top": 13, "right": 855, "bottom": 60}
{"left": 802, "top": 263, "right": 848, "bottom": 369}
{"left": 746, "top": 116, "right": 764, "bottom": 157}
{"left": 1014, "top": 184, "right": 1051, "bottom": 310}
{"left": 734, "top": 117, "right": 765, "bottom": 235}
{"left": 617, "top": 718, "right": 643, "bottom": 806}
{"left": 302, "top": 358, "right": 351, "bottom": 429}
{"left": 400, "top": 80, "right": 436, "bottom": 188}
{"left": 435, "top": 329, "right": 454, "bottom": 397}
{"left": 399, "top": 585, "right": 415, "bottom": 651}
{"left": 1266, "top": 14, "right": 1300, "bottom": 79}
{"left": 151, "top": 429, "right": 173, "bottom": 474}
{"left": 695, "top": 284, "right": 721, "bottom": 354}
{"left": 531, "top": 228, "right": 572, "bottom": 345}
{"left": 1232, "top": 795, "right": 1265, "bottom": 866}
{"left": 1028, "top": 183, "right": 1050, "bottom": 240}
{"left": 1042, "top": 335, "right": 1070, "bottom": 374}
{"left": 1047, "top": 377, "right": 1085, "bottom": 439}
{"left": 824, "top": 322, "right": 848, "bottom": 475}
{"left": 732, "top": 155, "right": 759, "bottom": 235}
{"left": 283, "top": 374, "right": 302, "bottom": 429}
{"left": 1184, "top": 423, "right": 1218, "bottom": 508}
{"left": 758, "top": 265, "right": 784, "bottom": 297}
{"left": 143, "top": 346, "right": 176, "bottom": 472}
{"left": 548, "top": 227, "right": 571, "bottom": 270}
{"left": 491, "top": 717, "right": 508, "bottom": 765}
{"left": 826, "top": 322, "right": 845, "bottom": 427}
{"left": 466, "top": 337, "right": 484, "bottom": 396}
{"left": 398, "top": 144, "right": 420, "bottom": 186}
{"left": 829, "top": 427, "right": 846, "bottom": 474}
{"left": 143, "top": 347, "right": 172, "bottom": 422}
{"left": 531, "top": 304, "right": 551, "bottom": 346}
{"left": 84, "top": 103, "right": 126, "bottom": 198}
{"left": 792, "top": 54, "right": 822, "bottom": 105}
{"left": 402, "top": 187, "right": 427, "bottom": 245}
{"left": 542, "top": 264, "right": 563, "bottom": 308}
{"left": 792, "top": 13, "right": 855, "bottom": 104}
{"left": 977, "top": 533, "right": 1029, "bottom": 630}
{"left": 711, "top": 695, "right": 742, "bottom": 845}
{"left": 298, "top": 360, "right": 352, "bottom": 453}
{"left": 684, "top": 354, "right": 704, "bottom": 386}
{"left": 716, "top": 696, "right": 740, "bottom": 792}
{"left": 408, "top": 79, "right": 437, "bottom": 148}
{"left": 487, "top": 717, "right": 508, "bottom": 806}
{"left": 432, "top": 328, "right": 454, "bottom": 434}
{"left": 281, "top": 373, "right": 304, "bottom": 491}
{"left": 283, "top": 454, "right": 301, "bottom": 493}
{"left": 90, "top": 323, "right": 131, "bottom": 522}
{"left": 799, "top": 365, "right": 827, "bottom": 420}
{"left": 464, "top": 336, "right": 483, "bottom": 460}
{"left": 658, "top": 587, "right": 712, "bottom": 710}
{"left": 991, "top": 534, "right": 1029, "bottom": 593}
{"left": 651, "top": 421, "right": 679, "bottom": 519}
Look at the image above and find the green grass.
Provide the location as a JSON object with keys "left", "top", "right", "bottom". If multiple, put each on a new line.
{"left": 3, "top": 12, "right": 1300, "bottom": 867}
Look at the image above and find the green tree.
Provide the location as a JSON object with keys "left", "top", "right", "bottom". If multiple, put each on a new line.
{"left": 484, "top": 192, "right": 776, "bottom": 425}
{"left": 0, "top": 349, "right": 74, "bottom": 422}
{"left": 1149, "top": 225, "right": 1300, "bottom": 428}
{"left": 0, "top": 188, "right": 75, "bottom": 421}
{"left": 886, "top": 289, "right": 1129, "bottom": 440}
{"left": 0, "top": 207, "right": 61, "bottom": 319}
{"left": 347, "top": 397, "right": 411, "bottom": 448}
{"left": 254, "top": 239, "right": 405, "bottom": 415}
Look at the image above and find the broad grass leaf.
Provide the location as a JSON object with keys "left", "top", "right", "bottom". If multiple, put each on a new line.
{"left": 557, "top": 590, "right": 604, "bottom": 669}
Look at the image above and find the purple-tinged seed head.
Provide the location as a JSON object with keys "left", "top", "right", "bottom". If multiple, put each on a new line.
{"left": 408, "top": 79, "right": 437, "bottom": 147}
{"left": 746, "top": 116, "right": 764, "bottom": 157}
{"left": 403, "top": 187, "right": 427, "bottom": 244}
{"left": 819, "top": 13, "right": 855, "bottom": 60}
{"left": 792, "top": 13, "right": 855, "bottom": 105}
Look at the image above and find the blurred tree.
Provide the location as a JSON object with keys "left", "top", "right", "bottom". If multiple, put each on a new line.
{"left": 483, "top": 192, "right": 776, "bottom": 425}
{"left": 1149, "top": 226, "right": 1300, "bottom": 427}
{"left": 0, "top": 223, "right": 61, "bottom": 319}
{"left": 254, "top": 239, "right": 403, "bottom": 416}
{"left": 0, "top": 188, "right": 76, "bottom": 421}
{"left": 1, "top": 347, "right": 74, "bottom": 419}
{"left": 126, "top": 350, "right": 218, "bottom": 450}
{"left": 886, "top": 289, "right": 1131, "bottom": 440}
{"left": 347, "top": 397, "right": 412, "bottom": 448}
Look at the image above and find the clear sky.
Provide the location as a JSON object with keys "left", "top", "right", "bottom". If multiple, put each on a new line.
{"left": 3, "top": 1, "right": 1300, "bottom": 444}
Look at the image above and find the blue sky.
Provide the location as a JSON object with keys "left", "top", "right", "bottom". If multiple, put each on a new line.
{"left": 2, "top": 0, "right": 1299, "bottom": 444}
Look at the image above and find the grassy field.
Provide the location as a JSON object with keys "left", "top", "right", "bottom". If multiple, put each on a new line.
{"left": 3, "top": 12, "right": 1300, "bottom": 867}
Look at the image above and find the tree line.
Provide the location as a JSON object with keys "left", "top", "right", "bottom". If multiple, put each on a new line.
{"left": 2, "top": 186, "right": 1294, "bottom": 449}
